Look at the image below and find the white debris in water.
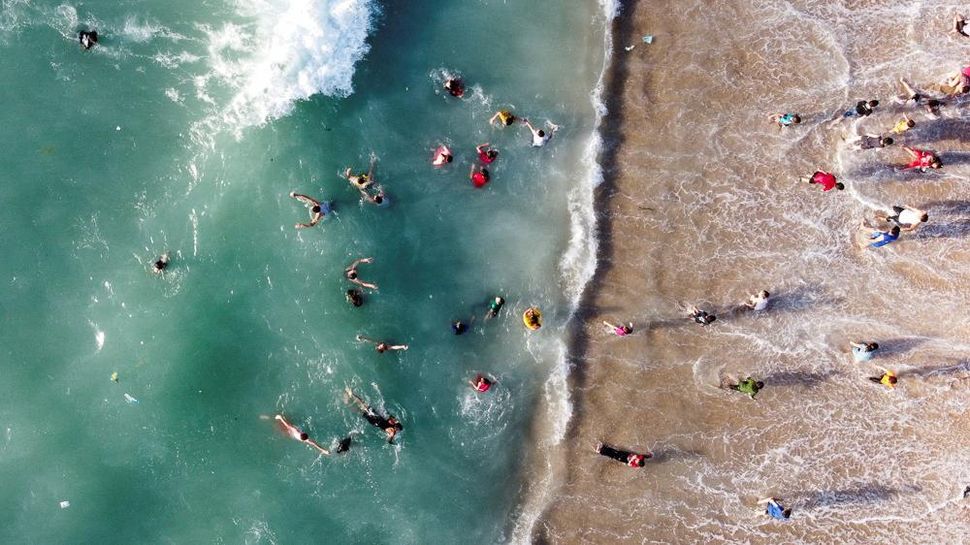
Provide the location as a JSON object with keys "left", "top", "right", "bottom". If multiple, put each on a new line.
{"left": 95, "top": 330, "right": 105, "bottom": 351}
{"left": 59, "top": 501, "right": 70, "bottom": 509}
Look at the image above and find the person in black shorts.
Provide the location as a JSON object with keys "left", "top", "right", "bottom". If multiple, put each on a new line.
{"left": 345, "top": 387, "right": 403, "bottom": 443}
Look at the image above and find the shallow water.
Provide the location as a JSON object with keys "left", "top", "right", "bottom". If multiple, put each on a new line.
{"left": 0, "top": 1, "right": 608, "bottom": 543}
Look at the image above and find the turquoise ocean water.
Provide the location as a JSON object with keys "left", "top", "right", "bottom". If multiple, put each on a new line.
{"left": 0, "top": 1, "right": 609, "bottom": 543}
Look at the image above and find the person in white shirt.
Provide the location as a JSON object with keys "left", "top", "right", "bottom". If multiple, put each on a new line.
{"left": 743, "top": 290, "right": 770, "bottom": 311}
{"left": 522, "top": 118, "right": 558, "bottom": 147}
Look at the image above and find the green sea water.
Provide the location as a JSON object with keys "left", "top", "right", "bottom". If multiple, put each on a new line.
{"left": 0, "top": 0, "right": 609, "bottom": 543}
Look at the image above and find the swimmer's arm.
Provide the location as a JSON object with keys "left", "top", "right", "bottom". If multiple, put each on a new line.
{"left": 388, "top": 344, "right": 408, "bottom": 351}
{"left": 290, "top": 192, "right": 320, "bottom": 206}
{"left": 849, "top": 341, "right": 865, "bottom": 350}
{"left": 476, "top": 143, "right": 489, "bottom": 153}
{"left": 306, "top": 439, "right": 330, "bottom": 455}
{"left": 355, "top": 334, "right": 377, "bottom": 345}
{"left": 350, "top": 278, "right": 378, "bottom": 290}
{"left": 489, "top": 112, "right": 501, "bottom": 124}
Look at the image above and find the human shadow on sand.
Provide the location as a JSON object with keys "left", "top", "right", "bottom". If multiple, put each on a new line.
{"left": 898, "top": 360, "right": 970, "bottom": 378}
{"left": 760, "top": 369, "right": 841, "bottom": 388}
{"left": 648, "top": 446, "right": 705, "bottom": 464}
{"left": 876, "top": 337, "right": 929, "bottom": 358}
{"left": 794, "top": 483, "right": 921, "bottom": 510}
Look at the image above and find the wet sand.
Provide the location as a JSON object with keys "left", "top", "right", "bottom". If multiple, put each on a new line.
{"left": 529, "top": 0, "right": 970, "bottom": 543}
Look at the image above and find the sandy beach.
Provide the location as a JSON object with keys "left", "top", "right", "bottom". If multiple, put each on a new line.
{"left": 528, "top": 0, "right": 970, "bottom": 543}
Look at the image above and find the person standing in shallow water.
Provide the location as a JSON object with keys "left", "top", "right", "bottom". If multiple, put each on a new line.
{"left": 742, "top": 291, "right": 770, "bottom": 311}
{"left": 850, "top": 341, "right": 879, "bottom": 362}
{"left": 758, "top": 497, "right": 792, "bottom": 520}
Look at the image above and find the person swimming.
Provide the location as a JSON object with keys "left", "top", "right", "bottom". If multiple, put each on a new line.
{"left": 343, "top": 157, "right": 376, "bottom": 191}
{"left": 688, "top": 305, "right": 716, "bottom": 325}
{"left": 356, "top": 334, "right": 408, "bottom": 353}
{"left": 152, "top": 253, "right": 170, "bottom": 274}
{"left": 770, "top": 113, "right": 801, "bottom": 128}
{"left": 522, "top": 118, "right": 557, "bottom": 147}
{"left": 346, "top": 289, "right": 364, "bottom": 307}
{"left": 444, "top": 77, "right": 464, "bottom": 98}
{"left": 602, "top": 320, "right": 633, "bottom": 336}
{"left": 595, "top": 442, "right": 651, "bottom": 467}
{"left": 432, "top": 145, "right": 453, "bottom": 167}
{"left": 868, "top": 226, "right": 900, "bottom": 248}
{"left": 451, "top": 320, "right": 468, "bottom": 335}
{"left": 289, "top": 192, "right": 331, "bottom": 229}
{"left": 79, "top": 30, "right": 98, "bottom": 50}
{"left": 489, "top": 110, "right": 516, "bottom": 127}
{"left": 345, "top": 388, "right": 403, "bottom": 443}
{"left": 470, "top": 374, "right": 493, "bottom": 393}
{"left": 345, "top": 257, "right": 378, "bottom": 290}
{"left": 485, "top": 296, "right": 505, "bottom": 319}
{"left": 470, "top": 165, "right": 490, "bottom": 188}
{"left": 274, "top": 414, "right": 330, "bottom": 455}
{"left": 476, "top": 143, "right": 499, "bottom": 165}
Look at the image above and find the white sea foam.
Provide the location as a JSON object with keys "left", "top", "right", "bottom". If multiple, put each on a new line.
{"left": 198, "top": 0, "right": 376, "bottom": 138}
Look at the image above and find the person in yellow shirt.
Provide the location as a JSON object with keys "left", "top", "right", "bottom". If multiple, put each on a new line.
{"left": 890, "top": 115, "right": 915, "bottom": 135}
{"left": 868, "top": 366, "right": 897, "bottom": 389}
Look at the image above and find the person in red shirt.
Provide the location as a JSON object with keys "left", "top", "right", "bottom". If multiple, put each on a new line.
{"left": 470, "top": 165, "right": 490, "bottom": 188}
{"left": 476, "top": 143, "right": 498, "bottom": 165}
{"left": 469, "top": 374, "right": 493, "bottom": 393}
{"left": 807, "top": 170, "right": 844, "bottom": 191}
{"left": 595, "top": 442, "right": 652, "bottom": 467}
{"left": 898, "top": 146, "right": 942, "bottom": 171}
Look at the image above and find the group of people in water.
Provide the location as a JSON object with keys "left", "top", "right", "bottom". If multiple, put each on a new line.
{"left": 591, "top": 18, "right": 970, "bottom": 521}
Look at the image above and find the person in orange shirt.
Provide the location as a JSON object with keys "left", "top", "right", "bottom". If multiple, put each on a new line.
{"left": 868, "top": 366, "right": 897, "bottom": 389}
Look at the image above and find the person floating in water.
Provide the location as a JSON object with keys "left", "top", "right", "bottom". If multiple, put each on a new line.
{"left": 346, "top": 289, "right": 364, "bottom": 308}
{"left": 868, "top": 366, "right": 897, "bottom": 389}
{"left": 595, "top": 442, "right": 651, "bottom": 467}
{"left": 490, "top": 110, "right": 517, "bottom": 127}
{"left": 843, "top": 99, "right": 879, "bottom": 118}
{"left": 289, "top": 192, "right": 331, "bottom": 229}
{"left": 476, "top": 143, "right": 498, "bottom": 165}
{"left": 151, "top": 253, "right": 170, "bottom": 275}
{"left": 522, "top": 118, "right": 558, "bottom": 147}
{"left": 470, "top": 374, "right": 493, "bottom": 393}
{"left": 344, "top": 387, "right": 403, "bottom": 443}
{"left": 898, "top": 146, "right": 942, "bottom": 171}
{"left": 470, "top": 164, "right": 490, "bottom": 188}
{"left": 743, "top": 290, "right": 770, "bottom": 311}
{"left": 335, "top": 435, "right": 353, "bottom": 454}
{"left": 889, "top": 115, "right": 915, "bottom": 135}
{"left": 432, "top": 145, "right": 453, "bottom": 167}
{"left": 79, "top": 30, "right": 98, "bottom": 50}
{"left": 451, "top": 320, "right": 469, "bottom": 335}
{"left": 769, "top": 112, "right": 801, "bottom": 128}
{"left": 345, "top": 257, "right": 378, "bottom": 290}
{"left": 850, "top": 341, "right": 879, "bottom": 363}
{"left": 603, "top": 320, "right": 633, "bottom": 337}
{"left": 848, "top": 134, "right": 893, "bottom": 151}
{"left": 806, "top": 170, "right": 844, "bottom": 192}
{"left": 356, "top": 334, "right": 408, "bottom": 353}
{"left": 444, "top": 77, "right": 464, "bottom": 98}
{"left": 485, "top": 296, "right": 505, "bottom": 319}
{"left": 274, "top": 414, "right": 330, "bottom": 455}
{"left": 886, "top": 205, "right": 928, "bottom": 232}
{"left": 868, "top": 225, "right": 900, "bottom": 248}
{"left": 343, "top": 157, "right": 376, "bottom": 191}
{"left": 726, "top": 376, "right": 764, "bottom": 399}
{"left": 758, "top": 497, "right": 792, "bottom": 520}
{"left": 688, "top": 305, "right": 716, "bottom": 325}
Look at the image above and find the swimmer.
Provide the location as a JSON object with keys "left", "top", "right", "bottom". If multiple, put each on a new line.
{"left": 868, "top": 366, "right": 897, "bottom": 389}
{"left": 849, "top": 134, "right": 893, "bottom": 151}
{"left": 469, "top": 374, "right": 493, "bottom": 393}
{"left": 489, "top": 110, "right": 516, "bottom": 127}
{"left": 343, "top": 157, "right": 376, "bottom": 191}
{"left": 898, "top": 147, "right": 942, "bottom": 171}
{"left": 758, "top": 497, "right": 792, "bottom": 520}
{"left": 274, "top": 414, "right": 330, "bottom": 455}
{"left": 356, "top": 334, "right": 408, "bottom": 353}
{"left": 451, "top": 320, "right": 469, "bottom": 335}
{"left": 602, "top": 320, "right": 633, "bottom": 336}
{"left": 485, "top": 296, "right": 505, "bottom": 319}
{"left": 688, "top": 305, "right": 716, "bottom": 325}
{"left": 850, "top": 341, "right": 879, "bottom": 363}
{"left": 954, "top": 14, "right": 970, "bottom": 37}
{"left": 594, "top": 442, "right": 651, "bottom": 467}
{"left": 289, "top": 192, "right": 330, "bottom": 229}
{"left": 346, "top": 289, "right": 364, "bottom": 307}
{"left": 79, "top": 30, "right": 98, "bottom": 50}
{"left": 344, "top": 387, "right": 403, "bottom": 443}
{"left": 345, "top": 257, "right": 378, "bottom": 290}
{"left": 432, "top": 145, "right": 454, "bottom": 167}
{"left": 476, "top": 143, "right": 499, "bottom": 165}
{"left": 806, "top": 170, "right": 844, "bottom": 191}
{"left": 523, "top": 307, "right": 542, "bottom": 330}
{"left": 444, "top": 77, "right": 464, "bottom": 98}
{"left": 843, "top": 99, "right": 879, "bottom": 118}
{"left": 769, "top": 112, "right": 801, "bottom": 128}
{"left": 868, "top": 225, "right": 900, "bottom": 248}
{"left": 886, "top": 205, "right": 928, "bottom": 232}
{"left": 151, "top": 253, "right": 170, "bottom": 275}
{"left": 358, "top": 185, "right": 388, "bottom": 207}
{"left": 335, "top": 435, "right": 352, "bottom": 454}
{"left": 470, "top": 165, "right": 490, "bottom": 188}
{"left": 890, "top": 115, "right": 915, "bottom": 135}
{"left": 743, "top": 290, "right": 770, "bottom": 311}
{"left": 521, "top": 118, "right": 558, "bottom": 147}
{"left": 727, "top": 376, "right": 764, "bottom": 399}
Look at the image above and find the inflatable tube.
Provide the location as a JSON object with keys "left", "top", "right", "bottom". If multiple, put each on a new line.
{"left": 523, "top": 307, "right": 542, "bottom": 330}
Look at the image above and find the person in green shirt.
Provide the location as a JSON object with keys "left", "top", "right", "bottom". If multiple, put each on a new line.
{"left": 728, "top": 377, "right": 764, "bottom": 399}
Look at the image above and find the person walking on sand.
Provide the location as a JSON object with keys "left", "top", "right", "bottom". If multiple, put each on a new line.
{"left": 850, "top": 341, "right": 879, "bottom": 363}
{"left": 688, "top": 305, "right": 717, "bottom": 325}
{"left": 356, "top": 334, "right": 408, "bottom": 353}
{"left": 899, "top": 146, "right": 942, "bottom": 171}
{"left": 595, "top": 442, "right": 651, "bottom": 467}
{"left": 887, "top": 205, "right": 928, "bottom": 232}
{"left": 603, "top": 320, "right": 633, "bottom": 337}
{"left": 490, "top": 110, "right": 516, "bottom": 127}
{"left": 743, "top": 291, "right": 770, "bottom": 311}
{"left": 275, "top": 414, "right": 330, "bottom": 455}
{"left": 868, "top": 225, "right": 900, "bottom": 248}
{"left": 769, "top": 112, "right": 801, "bottom": 128}
{"left": 726, "top": 376, "right": 764, "bottom": 399}
{"left": 522, "top": 118, "right": 558, "bottom": 147}
{"left": 345, "top": 387, "right": 403, "bottom": 443}
{"left": 469, "top": 374, "right": 494, "bottom": 393}
{"left": 476, "top": 143, "right": 499, "bottom": 165}
{"left": 806, "top": 170, "right": 844, "bottom": 191}
{"left": 290, "top": 192, "right": 331, "bottom": 229}
{"left": 868, "top": 365, "right": 897, "bottom": 389}
{"left": 345, "top": 257, "right": 378, "bottom": 290}
{"left": 758, "top": 497, "right": 792, "bottom": 520}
